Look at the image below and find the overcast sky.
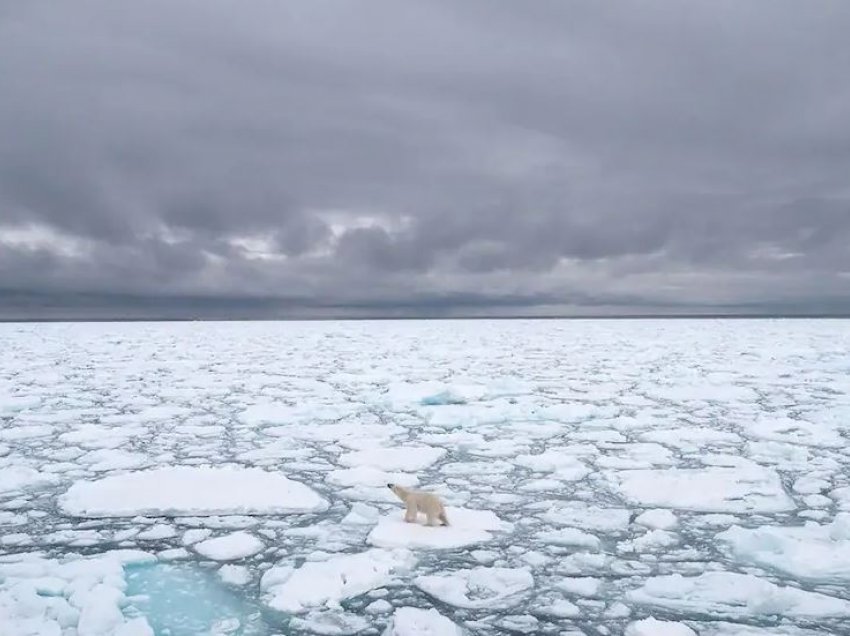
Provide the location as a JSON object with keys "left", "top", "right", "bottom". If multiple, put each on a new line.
{"left": 1, "top": 1, "right": 849, "bottom": 319}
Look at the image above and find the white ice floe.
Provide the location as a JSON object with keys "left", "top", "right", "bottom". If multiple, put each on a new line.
{"left": 635, "top": 509, "right": 678, "bottom": 530}
{"left": 327, "top": 466, "right": 419, "bottom": 488}
{"left": 627, "top": 571, "right": 850, "bottom": 617}
{"left": 59, "top": 466, "right": 328, "bottom": 517}
{"left": 218, "top": 564, "right": 252, "bottom": 586}
{"left": 194, "top": 531, "right": 264, "bottom": 561}
{"left": 536, "top": 528, "right": 600, "bottom": 550}
{"left": 415, "top": 567, "right": 534, "bottom": 609}
{"left": 338, "top": 447, "right": 446, "bottom": 472}
{"left": 368, "top": 508, "right": 512, "bottom": 550}
{"left": 0, "top": 465, "right": 56, "bottom": 494}
{"left": 717, "top": 514, "right": 850, "bottom": 583}
{"left": 555, "top": 577, "right": 601, "bottom": 597}
{"left": 610, "top": 465, "right": 795, "bottom": 513}
{"left": 0, "top": 551, "right": 154, "bottom": 636}
{"left": 382, "top": 607, "right": 464, "bottom": 636}
{"left": 262, "top": 549, "right": 415, "bottom": 613}
{"left": 742, "top": 416, "right": 845, "bottom": 448}
{"left": 539, "top": 502, "right": 631, "bottom": 533}
{"left": 625, "top": 617, "right": 696, "bottom": 636}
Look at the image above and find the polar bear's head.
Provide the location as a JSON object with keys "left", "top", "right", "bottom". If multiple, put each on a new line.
{"left": 387, "top": 483, "right": 409, "bottom": 501}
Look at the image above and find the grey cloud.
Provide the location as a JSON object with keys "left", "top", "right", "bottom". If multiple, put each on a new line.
{"left": 1, "top": 0, "right": 849, "bottom": 318}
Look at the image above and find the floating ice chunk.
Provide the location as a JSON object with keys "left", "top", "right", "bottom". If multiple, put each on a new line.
{"left": 339, "top": 447, "right": 446, "bottom": 472}
{"left": 627, "top": 529, "right": 679, "bottom": 552}
{"left": 194, "top": 532, "right": 264, "bottom": 561}
{"left": 610, "top": 466, "right": 795, "bottom": 513}
{"left": 555, "top": 577, "right": 601, "bottom": 597}
{"left": 262, "top": 549, "right": 415, "bottom": 613}
{"left": 639, "top": 427, "right": 740, "bottom": 451}
{"left": 238, "top": 402, "right": 299, "bottom": 426}
{"left": 0, "top": 424, "right": 54, "bottom": 441}
{"left": 59, "top": 466, "right": 328, "bottom": 517}
{"left": 695, "top": 622, "right": 829, "bottom": 635}
{"left": 536, "top": 528, "right": 600, "bottom": 550}
{"left": 218, "top": 564, "right": 252, "bottom": 586}
{"left": 539, "top": 502, "right": 630, "bottom": 532}
{"left": 136, "top": 524, "right": 176, "bottom": 541}
{"left": 60, "top": 424, "right": 141, "bottom": 450}
{"left": 382, "top": 607, "right": 463, "bottom": 636}
{"left": 181, "top": 528, "right": 213, "bottom": 545}
{"left": 540, "top": 599, "right": 581, "bottom": 618}
{"left": 627, "top": 571, "right": 850, "bottom": 617}
{"left": 717, "top": 515, "right": 850, "bottom": 583}
{"left": 831, "top": 486, "right": 850, "bottom": 510}
{"left": 79, "top": 449, "right": 149, "bottom": 472}
{"left": 368, "top": 508, "right": 511, "bottom": 550}
{"left": 743, "top": 416, "right": 844, "bottom": 448}
{"left": 0, "top": 465, "right": 57, "bottom": 494}
{"left": 792, "top": 476, "right": 830, "bottom": 494}
{"left": 625, "top": 617, "right": 696, "bottom": 636}
{"left": 328, "top": 467, "right": 419, "bottom": 488}
{"left": 634, "top": 509, "right": 678, "bottom": 530}
{"left": 290, "top": 610, "right": 371, "bottom": 635}
{"left": 415, "top": 567, "right": 534, "bottom": 609}
{"left": 515, "top": 450, "right": 589, "bottom": 481}
{"left": 342, "top": 502, "right": 381, "bottom": 526}
{"left": 366, "top": 599, "right": 393, "bottom": 614}
{"left": 0, "top": 392, "right": 40, "bottom": 413}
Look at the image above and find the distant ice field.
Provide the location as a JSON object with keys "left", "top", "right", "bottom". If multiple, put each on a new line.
{"left": 1, "top": 318, "right": 849, "bottom": 636}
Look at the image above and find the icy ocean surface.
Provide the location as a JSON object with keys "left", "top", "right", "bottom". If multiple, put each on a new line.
{"left": 1, "top": 319, "right": 849, "bottom": 636}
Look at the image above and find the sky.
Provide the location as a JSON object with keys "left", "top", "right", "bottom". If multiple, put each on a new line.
{"left": 1, "top": 0, "right": 849, "bottom": 319}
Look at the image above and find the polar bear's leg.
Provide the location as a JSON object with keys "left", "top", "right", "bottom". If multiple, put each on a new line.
{"left": 425, "top": 510, "right": 439, "bottom": 526}
{"left": 404, "top": 500, "right": 417, "bottom": 523}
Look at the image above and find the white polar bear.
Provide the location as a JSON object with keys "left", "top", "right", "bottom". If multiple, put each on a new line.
{"left": 387, "top": 483, "right": 449, "bottom": 526}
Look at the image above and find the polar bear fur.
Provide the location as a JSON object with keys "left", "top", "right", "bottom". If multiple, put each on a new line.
{"left": 387, "top": 483, "right": 449, "bottom": 526}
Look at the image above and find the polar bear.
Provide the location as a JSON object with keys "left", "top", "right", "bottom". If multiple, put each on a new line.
{"left": 387, "top": 483, "right": 449, "bottom": 526}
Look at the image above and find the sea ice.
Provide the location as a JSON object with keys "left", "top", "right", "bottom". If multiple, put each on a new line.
{"left": 368, "top": 508, "right": 511, "bottom": 550}
{"left": 717, "top": 514, "right": 850, "bottom": 583}
{"left": 59, "top": 466, "right": 328, "bottom": 517}
{"left": 415, "top": 567, "right": 534, "bottom": 609}
{"left": 262, "top": 549, "right": 415, "bottom": 613}
{"left": 625, "top": 617, "right": 696, "bottom": 636}
{"left": 382, "top": 607, "right": 464, "bottom": 636}
{"left": 610, "top": 465, "right": 795, "bottom": 513}
{"left": 194, "top": 531, "right": 264, "bottom": 561}
{"left": 634, "top": 509, "right": 678, "bottom": 530}
{"left": 628, "top": 571, "right": 850, "bottom": 617}
{"left": 338, "top": 447, "right": 446, "bottom": 472}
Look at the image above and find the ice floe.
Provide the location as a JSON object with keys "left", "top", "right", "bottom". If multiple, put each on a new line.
{"left": 59, "top": 466, "right": 328, "bottom": 517}
{"left": 382, "top": 607, "right": 463, "bottom": 636}
{"left": 610, "top": 465, "right": 795, "bottom": 513}
{"left": 368, "top": 508, "right": 512, "bottom": 550}
{"left": 717, "top": 514, "right": 850, "bottom": 583}
{"left": 262, "top": 549, "right": 415, "bottom": 613}
{"left": 415, "top": 567, "right": 534, "bottom": 609}
{"left": 194, "top": 531, "right": 264, "bottom": 561}
{"left": 628, "top": 571, "right": 850, "bottom": 617}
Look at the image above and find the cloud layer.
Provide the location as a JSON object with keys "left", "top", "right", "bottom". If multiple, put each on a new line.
{"left": 2, "top": 0, "right": 849, "bottom": 318}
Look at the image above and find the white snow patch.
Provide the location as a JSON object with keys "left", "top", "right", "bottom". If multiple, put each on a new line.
{"left": 635, "top": 509, "right": 678, "bottom": 530}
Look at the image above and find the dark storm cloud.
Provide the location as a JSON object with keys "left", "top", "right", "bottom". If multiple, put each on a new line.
{"left": 1, "top": 0, "right": 849, "bottom": 318}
